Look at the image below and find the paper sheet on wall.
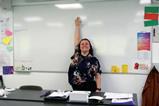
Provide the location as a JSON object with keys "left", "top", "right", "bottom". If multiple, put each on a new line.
{"left": 0, "top": 48, "right": 11, "bottom": 66}
{"left": 152, "top": 43, "right": 159, "bottom": 63}
{"left": 0, "top": 68, "right": 2, "bottom": 75}
{"left": 152, "top": 27, "right": 159, "bottom": 43}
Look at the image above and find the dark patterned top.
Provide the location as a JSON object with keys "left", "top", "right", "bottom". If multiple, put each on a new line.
{"left": 68, "top": 47, "right": 101, "bottom": 86}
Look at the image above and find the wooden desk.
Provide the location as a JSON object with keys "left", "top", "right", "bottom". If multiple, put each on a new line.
{"left": 0, "top": 89, "right": 138, "bottom": 106}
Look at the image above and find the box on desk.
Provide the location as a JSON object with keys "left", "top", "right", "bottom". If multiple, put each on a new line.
{"left": 69, "top": 91, "right": 91, "bottom": 103}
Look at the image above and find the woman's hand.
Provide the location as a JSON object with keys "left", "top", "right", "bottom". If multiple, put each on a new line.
{"left": 96, "top": 88, "right": 101, "bottom": 92}
{"left": 75, "top": 76, "right": 82, "bottom": 85}
{"left": 96, "top": 89, "right": 100, "bottom": 92}
{"left": 75, "top": 17, "right": 81, "bottom": 28}
{"left": 74, "top": 75, "right": 85, "bottom": 85}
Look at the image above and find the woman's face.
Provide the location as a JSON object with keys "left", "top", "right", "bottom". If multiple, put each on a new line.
{"left": 80, "top": 40, "right": 90, "bottom": 53}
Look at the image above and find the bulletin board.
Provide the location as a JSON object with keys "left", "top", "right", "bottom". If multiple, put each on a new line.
{"left": 0, "top": 10, "right": 13, "bottom": 75}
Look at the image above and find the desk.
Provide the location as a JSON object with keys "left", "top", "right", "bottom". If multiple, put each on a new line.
{"left": 0, "top": 89, "right": 138, "bottom": 106}
{"left": 0, "top": 100, "right": 90, "bottom": 106}
{"left": 0, "top": 89, "right": 45, "bottom": 102}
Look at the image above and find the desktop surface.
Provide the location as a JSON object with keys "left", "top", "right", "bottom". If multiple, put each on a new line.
{"left": 0, "top": 100, "right": 108, "bottom": 106}
{"left": 0, "top": 89, "right": 45, "bottom": 102}
{"left": 0, "top": 89, "right": 138, "bottom": 106}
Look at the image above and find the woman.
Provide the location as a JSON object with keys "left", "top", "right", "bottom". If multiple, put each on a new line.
{"left": 68, "top": 17, "right": 102, "bottom": 92}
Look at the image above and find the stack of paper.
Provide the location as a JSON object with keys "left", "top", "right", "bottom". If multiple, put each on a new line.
{"left": 48, "top": 91, "right": 70, "bottom": 98}
{"left": 104, "top": 92, "right": 134, "bottom": 104}
{"left": 112, "top": 98, "right": 133, "bottom": 103}
{"left": 71, "top": 91, "right": 91, "bottom": 94}
{"left": 104, "top": 92, "right": 133, "bottom": 99}
{"left": 89, "top": 96, "right": 104, "bottom": 101}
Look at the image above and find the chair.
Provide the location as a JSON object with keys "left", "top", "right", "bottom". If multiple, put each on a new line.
{"left": 0, "top": 75, "right": 5, "bottom": 88}
{"left": 19, "top": 85, "right": 43, "bottom": 90}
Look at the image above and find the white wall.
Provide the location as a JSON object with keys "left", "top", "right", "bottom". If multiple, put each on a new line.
{"left": 3, "top": 72, "right": 71, "bottom": 90}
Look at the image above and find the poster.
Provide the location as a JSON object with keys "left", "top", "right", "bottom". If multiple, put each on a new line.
{"left": 3, "top": 66, "right": 14, "bottom": 75}
{"left": 137, "top": 32, "right": 150, "bottom": 51}
{"left": 135, "top": 32, "right": 151, "bottom": 71}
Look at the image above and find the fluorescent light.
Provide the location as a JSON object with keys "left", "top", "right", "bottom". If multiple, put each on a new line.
{"left": 55, "top": 3, "right": 83, "bottom": 9}
{"left": 24, "top": 16, "right": 43, "bottom": 22}
{"left": 140, "top": 0, "right": 151, "bottom": 4}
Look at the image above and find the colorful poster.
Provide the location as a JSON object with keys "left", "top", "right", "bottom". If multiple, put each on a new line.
{"left": 136, "top": 32, "right": 151, "bottom": 71}
{"left": 3, "top": 66, "right": 14, "bottom": 75}
{"left": 137, "top": 32, "right": 150, "bottom": 51}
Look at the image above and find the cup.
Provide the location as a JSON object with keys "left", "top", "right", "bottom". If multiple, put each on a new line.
{"left": 122, "top": 64, "right": 128, "bottom": 73}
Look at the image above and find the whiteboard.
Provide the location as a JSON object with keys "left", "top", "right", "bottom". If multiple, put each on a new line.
{"left": 13, "top": 0, "right": 151, "bottom": 73}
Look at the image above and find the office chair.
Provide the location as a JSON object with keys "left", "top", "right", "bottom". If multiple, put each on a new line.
{"left": 19, "top": 85, "right": 43, "bottom": 90}
{"left": 0, "top": 75, "right": 5, "bottom": 89}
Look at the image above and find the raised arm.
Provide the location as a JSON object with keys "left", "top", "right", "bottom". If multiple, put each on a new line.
{"left": 74, "top": 17, "right": 81, "bottom": 46}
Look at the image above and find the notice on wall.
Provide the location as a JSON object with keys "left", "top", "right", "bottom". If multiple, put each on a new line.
{"left": 3, "top": 66, "right": 14, "bottom": 75}
{"left": 137, "top": 32, "right": 150, "bottom": 51}
{"left": 135, "top": 32, "right": 151, "bottom": 71}
{"left": 152, "top": 26, "right": 159, "bottom": 43}
{"left": 152, "top": 43, "right": 159, "bottom": 63}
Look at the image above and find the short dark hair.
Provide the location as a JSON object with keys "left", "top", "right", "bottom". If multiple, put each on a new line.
{"left": 77, "top": 38, "right": 94, "bottom": 56}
